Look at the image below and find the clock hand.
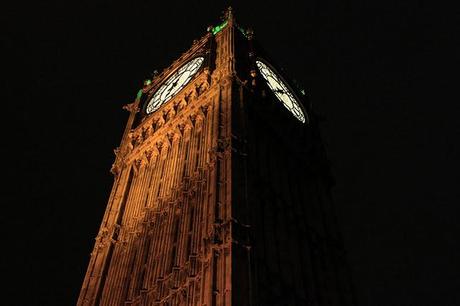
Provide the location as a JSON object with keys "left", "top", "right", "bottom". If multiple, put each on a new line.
{"left": 165, "top": 80, "right": 179, "bottom": 96}
{"left": 167, "top": 72, "right": 189, "bottom": 95}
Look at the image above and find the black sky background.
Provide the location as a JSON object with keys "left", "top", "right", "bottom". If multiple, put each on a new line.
{"left": 3, "top": 1, "right": 459, "bottom": 305}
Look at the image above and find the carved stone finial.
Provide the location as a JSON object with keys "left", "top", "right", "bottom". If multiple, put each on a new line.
{"left": 123, "top": 102, "right": 139, "bottom": 113}
{"left": 201, "top": 104, "right": 209, "bottom": 115}
{"left": 167, "top": 132, "right": 175, "bottom": 143}
{"left": 225, "top": 6, "right": 233, "bottom": 20}
{"left": 155, "top": 115, "right": 165, "bottom": 130}
{"left": 246, "top": 28, "right": 254, "bottom": 40}
{"left": 190, "top": 114, "right": 198, "bottom": 126}
{"left": 156, "top": 141, "right": 163, "bottom": 151}
{"left": 145, "top": 148, "right": 156, "bottom": 163}
{"left": 133, "top": 158, "right": 145, "bottom": 172}
{"left": 110, "top": 163, "right": 120, "bottom": 176}
{"left": 222, "top": 6, "right": 234, "bottom": 23}
{"left": 166, "top": 107, "right": 176, "bottom": 120}
{"left": 178, "top": 123, "right": 186, "bottom": 135}
{"left": 142, "top": 126, "right": 152, "bottom": 139}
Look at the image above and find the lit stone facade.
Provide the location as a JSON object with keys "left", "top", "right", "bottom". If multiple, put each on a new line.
{"left": 78, "top": 9, "right": 354, "bottom": 306}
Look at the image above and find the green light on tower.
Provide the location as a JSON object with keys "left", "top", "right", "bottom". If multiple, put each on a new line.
{"left": 237, "top": 26, "right": 248, "bottom": 38}
{"left": 212, "top": 20, "right": 228, "bottom": 35}
{"left": 136, "top": 89, "right": 143, "bottom": 100}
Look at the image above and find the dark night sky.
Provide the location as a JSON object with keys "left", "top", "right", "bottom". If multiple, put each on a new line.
{"left": 3, "top": 1, "right": 459, "bottom": 305}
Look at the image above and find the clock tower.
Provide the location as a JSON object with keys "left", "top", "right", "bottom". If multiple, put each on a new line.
{"left": 78, "top": 8, "right": 355, "bottom": 306}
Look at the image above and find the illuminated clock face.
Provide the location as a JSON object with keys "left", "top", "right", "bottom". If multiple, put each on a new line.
{"left": 256, "top": 60, "right": 306, "bottom": 123}
{"left": 146, "top": 57, "right": 204, "bottom": 114}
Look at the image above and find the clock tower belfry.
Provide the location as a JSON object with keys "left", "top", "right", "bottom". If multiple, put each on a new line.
{"left": 78, "top": 8, "right": 355, "bottom": 306}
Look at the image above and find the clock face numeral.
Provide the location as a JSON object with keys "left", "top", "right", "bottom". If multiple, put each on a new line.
{"left": 146, "top": 57, "right": 204, "bottom": 114}
{"left": 256, "top": 60, "right": 306, "bottom": 123}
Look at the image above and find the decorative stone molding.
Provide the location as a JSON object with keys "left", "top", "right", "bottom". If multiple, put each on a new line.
{"left": 117, "top": 96, "right": 214, "bottom": 167}
{"left": 123, "top": 102, "right": 139, "bottom": 113}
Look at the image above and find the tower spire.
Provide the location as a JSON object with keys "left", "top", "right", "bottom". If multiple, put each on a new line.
{"left": 224, "top": 6, "right": 234, "bottom": 25}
